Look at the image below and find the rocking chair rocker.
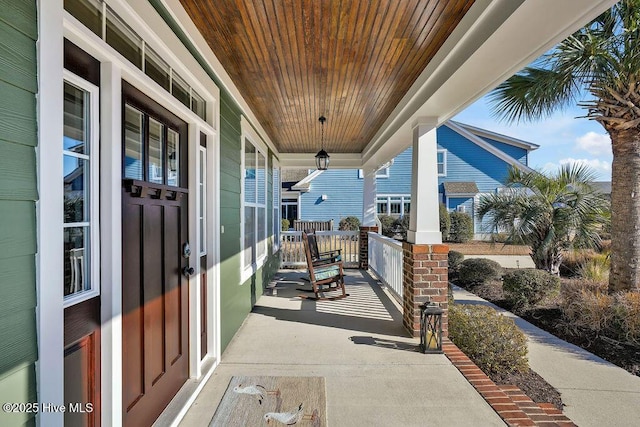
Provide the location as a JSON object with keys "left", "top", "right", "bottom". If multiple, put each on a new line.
{"left": 299, "top": 230, "right": 348, "bottom": 300}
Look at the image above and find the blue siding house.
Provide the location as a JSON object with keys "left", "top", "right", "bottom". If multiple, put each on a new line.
{"left": 282, "top": 121, "right": 538, "bottom": 238}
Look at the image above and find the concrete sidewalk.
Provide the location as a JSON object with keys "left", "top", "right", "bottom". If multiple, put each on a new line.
{"left": 179, "top": 270, "right": 505, "bottom": 426}
{"left": 453, "top": 286, "right": 640, "bottom": 427}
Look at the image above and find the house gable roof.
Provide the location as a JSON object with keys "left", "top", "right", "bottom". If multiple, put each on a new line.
{"left": 450, "top": 121, "right": 540, "bottom": 151}
{"left": 443, "top": 121, "right": 535, "bottom": 173}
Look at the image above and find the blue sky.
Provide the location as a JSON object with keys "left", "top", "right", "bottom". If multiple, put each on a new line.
{"left": 453, "top": 97, "right": 613, "bottom": 181}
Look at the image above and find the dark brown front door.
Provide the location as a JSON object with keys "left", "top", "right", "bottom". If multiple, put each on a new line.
{"left": 121, "top": 83, "right": 189, "bottom": 427}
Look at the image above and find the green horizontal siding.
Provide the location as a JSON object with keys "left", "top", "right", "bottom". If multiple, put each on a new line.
{"left": 0, "top": 140, "right": 37, "bottom": 200}
{"left": 0, "top": 81, "right": 37, "bottom": 147}
{"left": 0, "top": 1, "right": 38, "bottom": 426}
{"left": 0, "top": 0, "right": 36, "bottom": 40}
{"left": 0, "top": 364, "right": 37, "bottom": 427}
{"left": 0, "top": 20, "right": 37, "bottom": 93}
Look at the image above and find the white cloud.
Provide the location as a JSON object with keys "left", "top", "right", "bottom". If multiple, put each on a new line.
{"left": 575, "top": 132, "right": 611, "bottom": 156}
{"left": 543, "top": 158, "right": 611, "bottom": 179}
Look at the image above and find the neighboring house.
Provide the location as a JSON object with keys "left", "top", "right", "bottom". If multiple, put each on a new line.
{"left": 284, "top": 121, "right": 539, "bottom": 238}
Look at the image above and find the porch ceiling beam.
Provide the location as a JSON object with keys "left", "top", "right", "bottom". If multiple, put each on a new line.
{"left": 278, "top": 152, "right": 363, "bottom": 169}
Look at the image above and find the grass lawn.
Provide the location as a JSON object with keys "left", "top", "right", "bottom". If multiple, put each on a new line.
{"left": 448, "top": 241, "right": 530, "bottom": 255}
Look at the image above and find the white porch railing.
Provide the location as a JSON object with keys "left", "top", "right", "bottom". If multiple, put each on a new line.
{"left": 280, "top": 230, "right": 359, "bottom": 268}
{"left": 368, "top": 232, "right": 403, "bottom": 301}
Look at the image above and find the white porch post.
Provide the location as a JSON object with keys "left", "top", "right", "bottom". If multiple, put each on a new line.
{"left": 407, "top": 119, "right": 442, "bottom": 244}
{"left": 362, "top": 166, "right": 377, "bottom": 226}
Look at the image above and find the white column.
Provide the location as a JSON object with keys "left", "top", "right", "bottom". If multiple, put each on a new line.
{"left": 362, "top": 167, "right": 377, "bottom": 226}
{"left": 407, "top": 119, "right": 442, "bottom": 244}
{"left": 188, "top": 123, "right": 202, "bottom": 379}
{"left": 100, "top": 62, "right": 123, "bottom": 427}
{"left": 37, "top": 1, "right": 65, "bottom": 425}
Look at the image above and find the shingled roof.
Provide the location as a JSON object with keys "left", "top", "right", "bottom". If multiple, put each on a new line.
{"left": 443, "top": 181, "right": 479, "bottom": 195}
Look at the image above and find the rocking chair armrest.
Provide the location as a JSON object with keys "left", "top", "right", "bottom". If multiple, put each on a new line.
{"left": 318, "top": 249, "right": 341, "bottom": 256}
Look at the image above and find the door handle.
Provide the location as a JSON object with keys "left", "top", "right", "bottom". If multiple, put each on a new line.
{"left": 182, "top": 266, "right": 195, "bottom": 277}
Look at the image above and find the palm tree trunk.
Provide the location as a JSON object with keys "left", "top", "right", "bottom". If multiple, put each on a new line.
{"left": 609, "top": 127, "right": 640, "bottom": 292}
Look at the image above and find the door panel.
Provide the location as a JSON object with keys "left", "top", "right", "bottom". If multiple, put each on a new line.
{"left": 121, "top": 82, "right": 189, "bottom": 427}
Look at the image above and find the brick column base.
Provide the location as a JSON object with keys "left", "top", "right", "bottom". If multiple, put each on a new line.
{"left": 359, "top": 226, "right": 378, "bottom": 269}
{"left": 402, "top": 242, "right": 449, "bottom": 337}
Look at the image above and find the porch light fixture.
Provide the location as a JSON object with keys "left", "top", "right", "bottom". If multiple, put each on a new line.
{"left": 315, "top": 116, "right": 330, "bottom": 170}
{"left": 420, "top": 302, "right": 444, "bottom": 354}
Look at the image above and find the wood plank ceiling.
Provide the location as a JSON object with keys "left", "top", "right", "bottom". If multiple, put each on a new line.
{"left": 180, "top": 0, "right": 475, "bottom": 154}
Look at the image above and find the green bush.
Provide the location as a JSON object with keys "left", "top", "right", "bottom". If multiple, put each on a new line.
{"left": 577, "top": 253, "right": 610, "bottom": 282}
{"left": 503, "top": 269, "right": 560, "bottom": 311}
{"left": 448, "top": 251, "right": 465, "bottom": 275}
{"left": 378, "top": 215, "right": 396, "bottom": 237}
{"left": 281, "top": 218, "right": 290, "bottom": 231}
{"left": 439, "top": 203, "right": 450, "bottom": 239}
{"left": 449, "top": 304, "right": 528, "bottom": 376}
{"left": 338, "top": 216, "right": 361, "bottom": 231}
{"left": 447, "top": 211, "right": 473, "bottom": 243}
{"left": 457, "top": 258, "right": 503, "bottom": 287}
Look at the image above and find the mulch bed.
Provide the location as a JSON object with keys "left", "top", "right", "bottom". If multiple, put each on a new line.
{"left": 491, "top": 368, "right": 563, "bottom": 410}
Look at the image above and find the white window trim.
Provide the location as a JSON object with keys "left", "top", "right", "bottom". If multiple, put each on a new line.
{"left": 437, "top": 149, "right": 447, "bottom": 177}
{"left": 63, "top": 71, "right": 101, "bottom": 308}
{"left": 272, "top": 158, "right": 280, "bottom": 254}
{"left": 358, "top": 168, "right": 390, "bottom": 179}
{"left": 376, "top": 194, "right": 411, "bottom": 216}
{"left": 241, "top": 116, "right": 268, "bottom": 283}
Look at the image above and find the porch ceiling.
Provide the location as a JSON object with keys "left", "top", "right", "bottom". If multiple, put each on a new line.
{"left": 174, "top": 0, "right": 617, "bottom": 167}
{"left": 179, "top": 0, "right": 474, "bottom": 155}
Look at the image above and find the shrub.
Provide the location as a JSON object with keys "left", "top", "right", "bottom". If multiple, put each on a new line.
{"left": 338, "top": 216, "right": 361, "bottom": 231}
{"left": 439, "top": 203, "right": 450, "bottom": 239}
{"left": 447, "top": 212, "right": 473, "bottom": 243}
{"left": 449, "top": 304, "right": 528, "bottom": 376}
{"left": 560, "top": 280, "right": 613, "bottom": 335}
{"left": 378, "top": 215, "right": 396, "bottom": 237}
{"left": 502, "top": 269, "right": 560, "bottom": 311}
{"left": 613, "top": 292, "right": 640, "bottom": 344}
{"left": 281, "top": 218, "right": 290, "bottom": 231}
{"left": 393, "top": 215, "right": 410, "bottom": 240}
{"left": 448, "top": 251, "right": 465, "bottom": 275}
{"left": 457, "top": 258, "right": 503, "bottom": 287}
{"left": 560, "top": 249, "right": 601, "bottom": 277}
{"left": 577, "top": 253, "right": 610, "bottom": 282}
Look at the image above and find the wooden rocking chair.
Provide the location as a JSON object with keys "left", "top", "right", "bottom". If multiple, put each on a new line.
{"left": 299, "top": 230, "right": 348, "bottom": 300}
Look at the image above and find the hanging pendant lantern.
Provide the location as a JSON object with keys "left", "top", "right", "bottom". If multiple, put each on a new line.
{"left": 315, "top": 116, "right": 330, "bottom": 170}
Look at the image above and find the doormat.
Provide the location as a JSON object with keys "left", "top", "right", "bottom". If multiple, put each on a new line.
{"left": 210, "top": 376, "right": 326, "bottom": 426}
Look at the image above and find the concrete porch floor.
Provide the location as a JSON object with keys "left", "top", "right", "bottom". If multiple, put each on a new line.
{"left": 178, "top": 269, "right": 505, "bottom": 426}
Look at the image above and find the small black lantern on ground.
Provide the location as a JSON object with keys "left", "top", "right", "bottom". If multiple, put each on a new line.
{"left": 420, "top": 302, "right": 444, "bottom": 354}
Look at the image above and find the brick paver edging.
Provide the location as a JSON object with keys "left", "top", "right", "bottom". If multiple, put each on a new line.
{"left": 442, "top": 339, "right": 576, "bottom": 427}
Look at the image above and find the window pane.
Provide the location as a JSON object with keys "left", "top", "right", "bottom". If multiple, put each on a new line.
{"left": 257, "top": 151, "right": 266, "bottom": 205}
{"left": 124, "top": 105, "right": 144, "bottom": 180}
{"left": 145, "top": 47, "right": 171, "bottom": 91}
{"left": 257, "top": 207, "right": 266, "bottom": 258}
{"left": 199, "top": 148, "right": 206, "bottom": 254}
{"left": 106, "top": 7, "right": 143, "bottom": 68}
{"left": 390, "top": 197, "right": 401, "bottom": 214}
{"left": 64, "top": 226, "right": 90, "bottom": 296}
{"left": 377, "top": 202, "right": 386, "bottom": 214}
{"left": 167, "top": 129, "right": 180, "bottom": 186}
{"left": 244, "top": 206, "right": 255, "bottom": 267}
{"left": 64, "top": 156, "right": 88, "bottom": 223}
{"left": 148, "top": 118, "right": 164, "bottom": 184}
{"left": 191, "top": 90, "right": 206, "bottom": 120}
{"left": 63, "top": 82, "right": 88, "bottom": 154}
{"left": 404, "top": 201, "right": 411, "bottom": 214}
{"left": 64, "top": 0, "right": 102, "bottom": 38}
{"left": 171, "top": 72, "right": 190, "bottom": 108}
{"left": 244, "top": 142, "right": 256, "bottom": 203}
{"left": 437, "top": 164, "right": 445, "bottom": 175}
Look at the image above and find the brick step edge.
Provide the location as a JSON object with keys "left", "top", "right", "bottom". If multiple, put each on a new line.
{"left": 443, "top": 339, "right": 576, "bottom": 427}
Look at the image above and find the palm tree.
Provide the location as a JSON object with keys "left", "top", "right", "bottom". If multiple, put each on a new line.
{"left": 477, "top": 165, "right": 609, "bottom": 275}
{"left": 488, "top": 0, "right": 640, "bottom": 291}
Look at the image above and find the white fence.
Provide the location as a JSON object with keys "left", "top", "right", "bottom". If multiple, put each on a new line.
{"left": 368, "top": 232, "right": 403, "bottom": 301}
{"left": 280, "top": 230, "right": 359, "bottom": 268}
